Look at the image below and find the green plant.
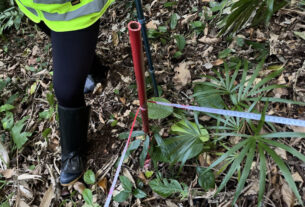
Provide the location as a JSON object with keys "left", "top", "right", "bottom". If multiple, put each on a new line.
{"left": 149, "top": 177, "right": 188, "bottom": 199}
{"left": 81, "top": 170, "right": 101, "bottom": 207}
{"left": 0, "top": 1, "right": 23, "bottom": 35}
{"left": 113, "top": 176, "right": 146, "bottom": 202}
{"left": 203, "top": 113, "right": 305, "bottom": 206}
{"left": 215, "top": 0, "right": 288, "bottom": 35}
{"left": 173, "top": 35, "right": 186, "bottom": 58}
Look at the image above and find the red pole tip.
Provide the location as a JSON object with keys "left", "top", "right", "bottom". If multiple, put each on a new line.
{"left": 128, "top": 21, "right": 142, "bottom": 32}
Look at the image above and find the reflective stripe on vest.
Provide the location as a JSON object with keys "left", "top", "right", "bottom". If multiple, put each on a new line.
{"left": 33, "top": 0, "right": 72, "bottom": 4}
{"left": 42, "top": 0, "right": 107, "bottom": 21}
{"left": 17, "top": 0, "right": 38, "bottom": 16}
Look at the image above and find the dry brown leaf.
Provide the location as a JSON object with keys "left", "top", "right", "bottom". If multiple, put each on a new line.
{"left": 173, "top": 62, "right": 191, "bottom": 90}
{"left": 244, "top": 181, "right": 259, "bottom": 196}
{"left": 165, "top": 200, "right": 179, "bottom": 207}
{"left": 138, "top": 171, "right": 148, "bottom": 185}
{"left": 275, "top": 147, "right": 287, "bottom": 160}
{"left": 18, "top": 174, "right": 42, "bottom": 181}
{"left": 181, "top": 13, "right": 197, "bottom": 25}
{"left": 146, "top": 20, "right": 159, "bottom": 29}
{"left": 32, "top": 45, "right": 40, "bottom": 56}
{"left": 291, "top": 126, "right": 305, "bottom": 133}
{"left": 0, "top": 169, "right": 15, "bottom": 179}
{"left": 123, "top": 168, "right": 136, "bottom": 186}
{"left": 19, "top": 200, "right": 30, "bottom": 207}
{"left": 273, "top": 88, "right": 288, "bottom": 98}
{"left": 281, "top": 181, "right": 295, "bottom": 207}
{"left": 212, "top": 59, "right": 224, "bottom": 66}
{"left": 292, "top": 172, "right": 303, "bottom": 183}
{"left": 73, "top": 182, "right": 86, "bottom": 194}
{"left": 98, "top": 177, "right": 107, "bottom": 193}
{"left": 112, "top": 32, "right": 119, "bottom": 47}
{"left": 119, "top": 97, "right": 126, "bottom": 105}
{"left": 39, "top": 186, "right": 54, "bottom": 207}
{"left": 198, "top": 36, "right": 220, "bottom": 44}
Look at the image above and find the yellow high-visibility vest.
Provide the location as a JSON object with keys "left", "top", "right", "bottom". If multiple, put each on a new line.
{"left": 15, "top": 0, "right": 114, "bottom": 32}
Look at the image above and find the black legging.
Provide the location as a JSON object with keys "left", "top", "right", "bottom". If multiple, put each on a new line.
{"left": 38, "top": 21, "right": 99, "bottom": 108}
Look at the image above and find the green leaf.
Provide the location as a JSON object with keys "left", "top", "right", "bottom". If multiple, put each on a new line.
{"left": 232, "top": 140, "right": 256, "bottom": 204}
{"left": 170, "top": 13, "right": 178, "bottom": 29}
{"left": 82, "top": 189, "right": 93, "bottom": 205}
{"left": 158, "top": 26, "right": 167, "bottom": 33}
{"left": 149, "top": 178, "right": 188, "bottom": 198}
{"left": 11, "top": 116, "right": 31, "bottom": 149}
{"left": 261, "top": 142, "right": 303, "bottom": 206}
{"left": 193, "top": 84, "right": 225, "bottom": 109}
{"left": 39, "top": 108, "right": 54, "bottom": 120}
{"left": 83, "top": 170, "right": 95, "bottom": 185}
{"left": 197, "top": 167, "right": 215, "bottom": 191}
{"left": 0, "top": 104, "right": 14, "bottom": 112}
{"left": 218, "top": 48, "right": 232, "bottom": 59}
{"left": 147, "top": 97, "right": 173, "bottom": 119}
{"left": 133, "top": 189, "right": 147, "bottom": 199}
{"left": 171, "top": 120, "right": 209, "bottom": 142}
{"left": 144, "top": 170, "right": 154, "bottom": 178}
{"left": 216, "top": 139, "right": 252, "bottom": 194}
{"left": 173, "top": 51, "right": 182, "bottom": 58}
{"left": 140, "top": 135, "right": 150, "bottom": 167}
{"left": 1, "top": 111, "right": 13, "bottom": 130}
{"left": 175, "top": 35, "right": 185, "bottom": 51}
{"left": 42, "top": 128, "right": 51, "bottom": 139}
{"left": 120, "top": 176, "right": 133, "bottom": 192}
{"left": 113, "top": 191, "right": 130, "bottom": 202}
{"left": 118, "top": 131, "right": 145, "bottom": 140}
{"left": 164, "top": 2, "right": 177, "bottom": 8}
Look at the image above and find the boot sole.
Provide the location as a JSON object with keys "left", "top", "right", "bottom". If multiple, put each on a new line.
{"left": 60, "top": 173, "right": 83, "bottom": 187}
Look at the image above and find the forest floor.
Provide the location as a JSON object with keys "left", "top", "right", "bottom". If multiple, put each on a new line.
{"left": 1, "top": 0, "right": 305, "bottom": 207}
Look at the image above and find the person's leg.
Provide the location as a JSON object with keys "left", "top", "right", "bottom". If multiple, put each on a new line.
{"left": 51, "top": 20, "right": 99, "bottom": 185}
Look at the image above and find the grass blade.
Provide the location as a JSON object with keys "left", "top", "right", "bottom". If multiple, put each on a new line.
{"left": 261, "top": 143, "right": 303, "bottom": 206}
{"left": 232, "top": 140, "right": 256, "bottom": 204}
{"left": 257, "top": 143, "right": 267, "bottom": 207}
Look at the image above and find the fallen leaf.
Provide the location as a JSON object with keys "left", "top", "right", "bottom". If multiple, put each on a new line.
{"left": 32, "top": 45, "right": 40, "bottom": 56}
{"left": 19, "top": 200, "right": 30, "bottom": 207}
{"left": 198, "top": 36, "right": 220, "bottom": 44}
{"left": 281, "top": 181, "right": 295, "bottom": 207}
{"left": 73, "top": 182, "right": 86, "bottom": 194}
{"left": 0, "top": 169, "right": 15, "bottom": 179}
{"left": 112, "top": 32, "right": 119, "bottom": 46}
{"left": 18, "top": 174, "right": 42, "bottom": 181}
{"left": 146, "top": 20, "right": 159, "bottom": 29}
{"left": 275, "top": 147, "right": 287, "bottom": 160}
{"left": 173, "top": 61, "right": 191, "bottom": 90}
{"left": 212, "top": 59, "right": 224, "bottom": 66}
{"left": 165, "top": 200, "right": 178, "bottom": 207}
{"left": 39, "top": 186, "right": 54, "bottom": 207}
{"left": 97, "top": 177, "right": 107, "bottom": 193}
{"left": 292, "top": 172, "right": 303, "bottom": 183}
{"left": 273, "top": 88, "right": 288, "bottom": 98}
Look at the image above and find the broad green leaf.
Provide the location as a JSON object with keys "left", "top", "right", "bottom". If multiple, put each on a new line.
{"left": 0, "top": 104, "right": 14, "bottom": 112}
{"left": 170, "top": 13, "right": 178, "bottom": 29}
{"left": 120, "top": 176, "right": 133, "bottom": 192}
{"left": 83, "top": 170, "right": 95, "bottom": 185}
{"left": 149, "top": 178, "right": 187, "bottom": 198}
{"left": 144, "top": 170, "right": 154, "bottom": 178}
{"left": 29, "top": 82, "right": 37, "bottom": 95}
{"left": 82, "top": 189, "right": 93, "bottom": 205}
{"left": 175, "top": 35, "right": 186, "bottom": 51}
{"left": 197, "top": 167, "right": 215, "bottom": 191}
{"left": 133, "top": 189, "right": 147, "bottom": 199}
{"left": 42, "top": 128, "right": 51, "bottom": 139}
{"left": 193, "top": 85, "right": 225, "bottom": 109}
{"left": 173, "top": 51, "right": 182, "bottom": 58}
{"left": 113, "top": 191, "right": 130, "bottom": 202}
{"left": 147, "top": 97, "right": 173, "bottom": 119}
{"left": 11, "top": 116, "right": 32, "bottom": 149}
{"left": 171, "top": 120, "right": 209, "bottom": 142}
{"left": 1, "top": 111, "right": 13, "bottom": 130}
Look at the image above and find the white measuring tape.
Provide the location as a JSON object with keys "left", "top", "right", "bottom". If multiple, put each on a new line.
{"left": 152, "top": 101, "right": 305, "bottom": 127}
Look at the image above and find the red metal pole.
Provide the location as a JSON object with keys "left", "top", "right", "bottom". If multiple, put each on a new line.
{"left": 128, "top": 21, "right": 149, "bottom": 134}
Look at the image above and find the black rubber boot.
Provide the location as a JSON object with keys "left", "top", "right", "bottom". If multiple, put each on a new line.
{"left": 84, "top": 54, "right": 110, "bottom": 93}
{"left": 58, "top": 105, "right": 90, "bottom": 186}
